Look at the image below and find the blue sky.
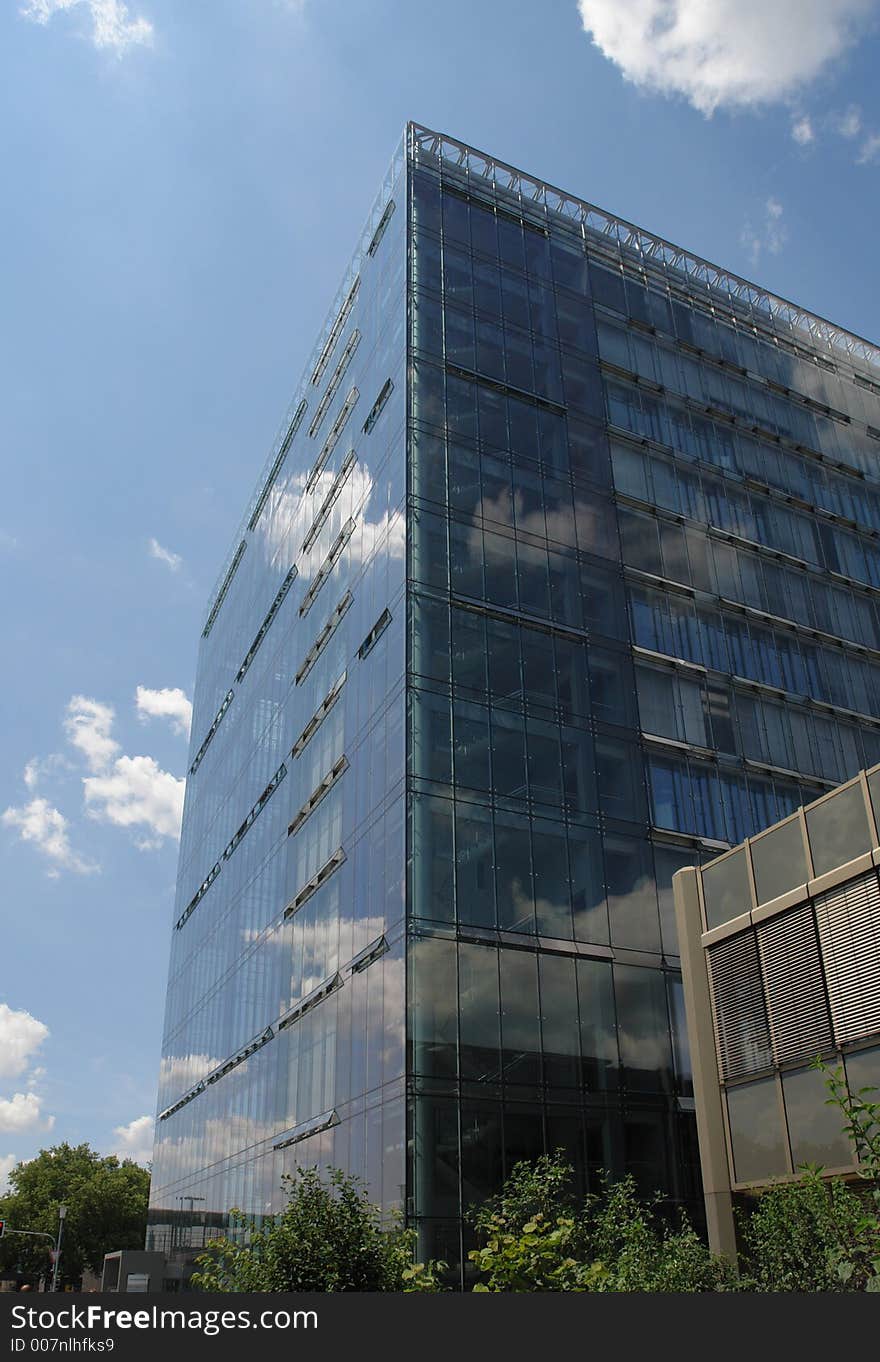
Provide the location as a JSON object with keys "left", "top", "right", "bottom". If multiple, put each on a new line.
{"left": 1, "top": 0, "right": 879, "bottom": 1186}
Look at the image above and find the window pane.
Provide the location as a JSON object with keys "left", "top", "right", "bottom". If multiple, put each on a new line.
{"left": 806, "top": 783, "right": 872, "bottom": 877}
{"left": 614, "top": 964, "right": 673, "bottom": 1093}
{"left": 459, "top": 942, "right": 500, "bottom": 1080}
{"left": 576, "top": 957, "right": 618, "bottom": 1091}
{"left": 453, "top": 700, "right": 491, "bottom": 792}
{"left": 782, "top": 1065, "right": 852, "bottom": 1170}
{"left": 411, "top": 936, "right": 457, "bottom": 1077}
{"left": 413, "top": 1098, "right": 459, "bottom": 1218}
{"left": 727, "top": 1078, "right": 788, "bottom": 1183}
{"left": 531, "top": 822, "right": 572, "bottom": 938}
{"left": 604, "top": 835, "right": 661, "bottom": 951}
{"left": 569, "top": 825, "right": 608, "bottom": 944}
{"left": 540, "top": 954, "right": 580, "bottom": 1087}
{"left": 412, "top": 690, "right": 452, "bottom": 785}
{"left": 411, "top": 794, "right": 454, "bottom": 924}
{"left": 487, "top": 617, "right": 523, "bottom": 708}
{"left": 637, "top": 667, "right": 675, "bottom": 739}
{"left": 595, "top": 737, "right": 645, "bottom": 822}
{"left": 452, "top": 609, "right": 487, "bottom": 696}
{"left": 500, "top": 948, "right": 541, "bottom": 1085}
{"left": 455, "top": 802, "right": 495, "bottom": 928}
{"left": 701, "top": 847, "right": 750, "bottom": 929}
{"left": 750, "top": 816, "right": 808, "bottom": 906}
{"left": 495, "top": 810, "right": 534, "bottom": 933}
{"left": 526, "top": 716, "right": 562, "bottom": 807}
{"left": 460, "top": 1101, "right": 504, "bottom": 1206}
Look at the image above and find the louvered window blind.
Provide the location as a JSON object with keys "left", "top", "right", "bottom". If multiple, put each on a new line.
{"left": 814, "top": 869, "right": 880, "bottom": 1047}
{"left": 756, "top": 904, "right": 834, "bottom": 1065}
{"left": 707, "top": 933, "right": 773, "bottom": 1080}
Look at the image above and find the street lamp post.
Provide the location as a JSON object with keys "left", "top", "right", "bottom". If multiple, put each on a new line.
{"left": 50, "top": 1205, "right": 66, "bottom": 1293}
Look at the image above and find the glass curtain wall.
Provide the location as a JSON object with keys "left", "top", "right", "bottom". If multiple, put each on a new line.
{"left": 149, "top": 121, "right": 880, "bottom": 1283}
{"left": 406, "top": 143, "right": 692, "bottom": 1277}
{"left": 148, "top": 141, "right": 408, "bottom": 1259}
{"left": 405, "top": 124, "right": 880, "bottom": 1278}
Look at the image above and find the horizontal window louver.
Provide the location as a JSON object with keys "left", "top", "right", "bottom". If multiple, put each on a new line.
{"left": 295, "top": 591, "right": 353, "bottom": 686}
{"left": 814, "top": 869, "right": 880, "bottom": 1046}
{"left": 707, "top": 931, "right": 773, "bottom": 1080}
{"left": 311, "top": 277, "right": 359, "bottom": 386}
{"left": 757, "top": 904, "right": 834, "bottom": 1066}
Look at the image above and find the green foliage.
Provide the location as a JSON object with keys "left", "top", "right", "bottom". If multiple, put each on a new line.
{"left": 0, "top": 1143, "right": 150, "bottom": 1286}
{"left": 736, "top": 1169, "right": 876, "bottom": 1292}
{"left": 581, "top": 1177, "right": 737, "bottom": 1292}
{"left": 470, "top": 1211, "right": 605, "bottom": 1292}
{"left": 191, "top": 1166, "right": 444, "bottom": 1293}
{"left": 400, "top": 1258, "right": 449, "bottom": 1292}
{"left": 732, "top": 1061, "right": 880, "bottom": 1292}
{"left": 473, "top": 1152, "right": 580, "bottom": 1235}
{"left": 818, "top": 1059, "right": 880, "bottom": 1189}
{"left": 468, "top": 1154, "right": 735, "bottom": 1292}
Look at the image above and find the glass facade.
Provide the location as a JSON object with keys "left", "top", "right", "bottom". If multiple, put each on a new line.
{"left": 148, "top": 136, "right": 409, "bottom": 1262}
{"left": 149, "top": 123, "right": 880, "bottom": 1282}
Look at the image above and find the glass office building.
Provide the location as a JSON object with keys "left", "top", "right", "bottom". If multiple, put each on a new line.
{"left": 148, "top": 123, "right": 880, "bottom": 1279}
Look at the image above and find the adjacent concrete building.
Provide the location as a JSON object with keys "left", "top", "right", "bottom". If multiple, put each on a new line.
{"left": 674, "top": 767, "right": 880, "bottom": 1256}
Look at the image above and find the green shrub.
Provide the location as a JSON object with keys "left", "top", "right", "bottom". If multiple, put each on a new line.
{"left": 192, "top": 1166, "right": 442, "bottom": 1293}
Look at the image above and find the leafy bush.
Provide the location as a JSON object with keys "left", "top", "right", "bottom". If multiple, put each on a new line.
{"left": 468, "top": 1154, "right": 736, "bottom": 1292}
{"left": 736, "top": 1169, "right": 876, "bottom": 1292}
{"left": 192, "top": 1166, "right": 442, "bottom": 1293}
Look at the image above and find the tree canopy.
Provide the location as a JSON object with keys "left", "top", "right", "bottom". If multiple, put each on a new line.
{"left": 0, "top": 1142, "right": 150, "bottom": 1287}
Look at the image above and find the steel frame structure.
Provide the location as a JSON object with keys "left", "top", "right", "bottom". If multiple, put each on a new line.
{"left": 409, "top": 122, "right": 880, "bottom": 378}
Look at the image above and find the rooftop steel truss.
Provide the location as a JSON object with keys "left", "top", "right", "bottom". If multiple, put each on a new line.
{"left": 409, "top": 122, "right": 880, "bottom": 378}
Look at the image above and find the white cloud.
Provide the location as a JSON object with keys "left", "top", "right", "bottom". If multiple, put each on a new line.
{"left": 148, "top": 538, "right": 182, "bottom": 573}
{"left": 83, "top": 755, "right": 185, "bottom": 842}
{"left": 0, "top": 1092, "right": 54, "bottom": 1136}
{"left": 158, "top": 1053, "right": 222, "bottom": 1103}
{"left": 112, "top": 1114, "right": 154, "bottom": 1165}
{"left": 64, "top": 696, "right": 120, "bottom": 773}
{"left": 0, "top": 1154, "right": 17, "bottom": 1194}
{"left": 858, "top": 131, "right": 880, "bottom": 162}
{"left": 740, "top": 197, "right": 788, "bottom": 266}
{"left": 835, "top": 104, "right": 863, "bottom": 136}
{"left": 1, "top": 798, "right": 98, "bottom": 877}
{"left": 791, "top": 115, "right": 814, "bottom": 145}
{"left": 0, "top": 531, "right": 17, "bottom": 553}
{"left": 264, "top": 457, "right": 405, "bottom": 579}
{"left": 0, "top": 1005, "right": 49, "bottom": 1081}
{"left": 135, "top": 686, "right": 192, "bottom": 739}
{"left": 577, "top": 0, "right": 877, "bottom": 115}
{"left": 23, "top": 754, "right": 72, "bottom": 791}
{"left": 21, "top": 0, "right": 153, "bottom": 55}
{"left": 62, "top": 694, "right": 185, "bottom": 846}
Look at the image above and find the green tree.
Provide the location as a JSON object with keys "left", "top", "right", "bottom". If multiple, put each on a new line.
{"left": 191, "top": 1166, "right": 443, "bottom": 1293}
{"left": 0, "top": 1143, "right": 150, "bottom": 1287}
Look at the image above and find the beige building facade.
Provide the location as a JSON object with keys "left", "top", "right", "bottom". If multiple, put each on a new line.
{"left": 674, "top": 766, "right": 880, "bottom": 1257}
